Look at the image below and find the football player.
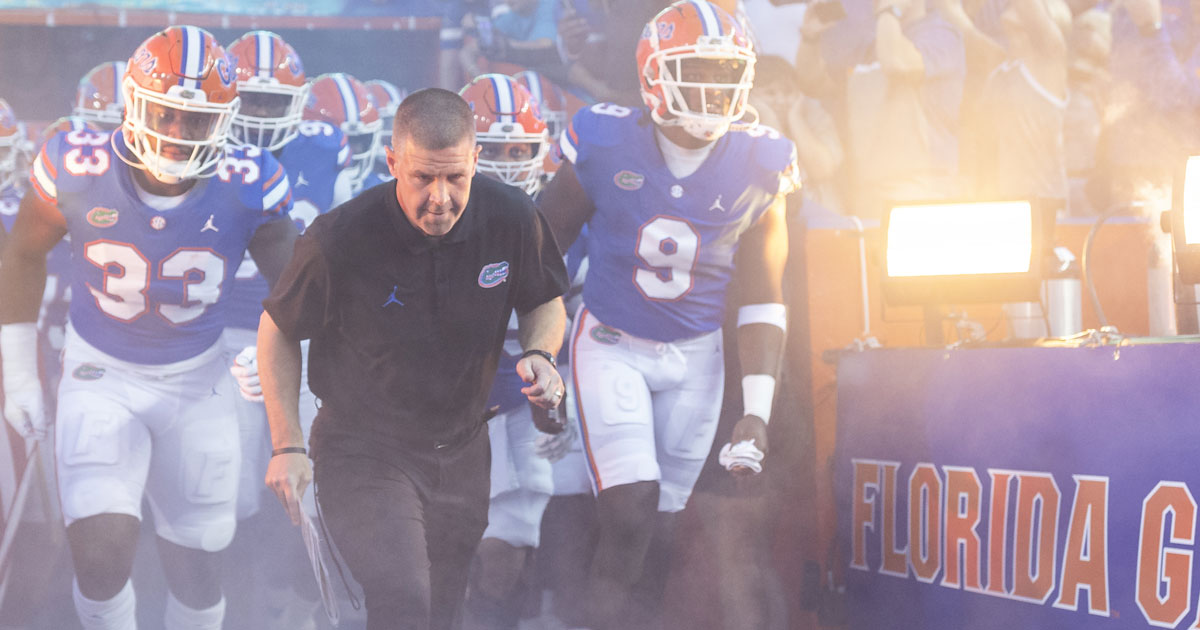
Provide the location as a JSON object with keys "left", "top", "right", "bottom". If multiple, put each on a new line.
{"left": 0, "top": 26, "right": 297, "bottom": 630}
{"left": 303, "top": 72, "right": 381, "bottom": 196}
{"left": 363, "top": 77, "right": 406, "bottom": 189}
{"left": 457, "top": 73, "right": 561, "bottom": 630}
{"left": 222, "top": 29, "right": 353, "bottom": 629}
{"left": 73, "top": 61, "right": 129, "bottom": 131}
{"left": 536, "top": 2, "right": 798, "bottom": 627}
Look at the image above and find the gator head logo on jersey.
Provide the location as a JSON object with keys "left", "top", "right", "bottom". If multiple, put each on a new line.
{"left": 72, "top": 364, "right": 106, "bottom": 381}
{"left": 86, "top": 207, "right": 119, "bottom": 227}
{"left": 590, "top": 324, "right": 622, "bottom": 345}
{"left": 479, "top": 261, "right": 510, "bottom": 288}
{"left": 613, "top": 170, "right": 645, "bottom": 191}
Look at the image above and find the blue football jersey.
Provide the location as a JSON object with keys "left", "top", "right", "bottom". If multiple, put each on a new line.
{"left": 225, "top": 121, "right": 351, "bottom": 330}
{"left": 360, "top": 167, "right": 394, "bottom": 192}
{"left": 30, "top": 129, "right": 292, "bottom": 364}
{"left": 561, "top": 104, "right": 799, "bottom": 342}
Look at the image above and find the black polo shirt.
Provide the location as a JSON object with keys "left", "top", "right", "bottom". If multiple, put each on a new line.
{"left": 263, "top": 176, "right": 568, "bottom": 451}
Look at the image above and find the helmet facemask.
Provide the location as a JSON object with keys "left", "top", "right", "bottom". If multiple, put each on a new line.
{"left": 230, "top": 78, "right": 310, "bottom": 152}
{"left": 121, "top": 77, "right": 238, "bottom": 183}
{"left": 543, "top": 109, "right": 568, "bottom": 142}
{"left": 476, "top": 122, "right": 549, "bottom": 195}
{"left": 343, "top": 118, "right": 382, "bottom": 189}
{"left": 0, "top": 132, "right": 19, "bottom": 191}
{"left": 643, "top": 39, "right": 755, "bottom": 142}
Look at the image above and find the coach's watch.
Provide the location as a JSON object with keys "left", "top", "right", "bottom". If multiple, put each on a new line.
{"left": 520, "top": 349, "right": 557, "bottom": 368}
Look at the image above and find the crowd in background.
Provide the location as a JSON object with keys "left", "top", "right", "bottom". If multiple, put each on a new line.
{"left": 438, "top": 0, "right": 1200, "bottom": 220}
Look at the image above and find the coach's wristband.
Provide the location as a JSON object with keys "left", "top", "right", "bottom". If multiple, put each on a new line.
{"left": 520, "top": 349, "right": 557, "bottom": 368}
{"left": 271, "top": 446, "right": 307, "bottom": 457}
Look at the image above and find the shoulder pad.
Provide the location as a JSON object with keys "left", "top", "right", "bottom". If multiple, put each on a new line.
{"left": 745, "top": 126, "right": 801, "bottom": 194}
{"left": 296, "top": 121, "right": 351, "bottom": 168}
{"left": 36, "top": 129, "right": 116, "bottom": 198}
{"left": 220, "top": 145, "right": 292, "bottom": 217}
{"left": 561, "top": 103, "right": 646, "bottom": 164}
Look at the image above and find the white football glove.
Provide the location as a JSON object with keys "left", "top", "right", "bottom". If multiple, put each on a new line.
{"left": 718, "top": 439, "right": 765, "bottom": 475}
{"left": 2, "top": 323, "right": 47, "bottom": 441}
{"left": 230, "top": 345, "right": 264, "bottom": 403}
{"left": 534, "top": 420, "right": 577, "bottom": 463}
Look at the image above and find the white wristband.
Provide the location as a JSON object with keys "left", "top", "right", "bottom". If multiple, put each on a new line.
{"left": 737, "top": 303, "right": 787, "bottom": 332}
{"left": 742, "top": 374, "right": 776, "bottom": 424}
{"left": 1, "top": 323, "right": 39, "bottom": 367}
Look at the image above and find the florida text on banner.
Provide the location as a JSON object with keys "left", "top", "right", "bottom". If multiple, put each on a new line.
{"left": 835, "top": 343, "right": 1200, "bottom": 629}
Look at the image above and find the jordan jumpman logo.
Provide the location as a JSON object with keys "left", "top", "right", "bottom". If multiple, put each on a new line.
{"left": 383, "top": 285, "right": 404, "bottom": 307}
{"left": 201, "top": 214, "right": 219, "bottom": 232}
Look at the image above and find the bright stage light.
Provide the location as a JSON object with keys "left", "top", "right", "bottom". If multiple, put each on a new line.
{"left": 883, "top": 200, "right": 1051, "bottom": 306}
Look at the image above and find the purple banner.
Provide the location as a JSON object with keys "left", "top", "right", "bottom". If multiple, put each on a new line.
{"left": 836, "top": 343, "right": 1200, "bottom": 629}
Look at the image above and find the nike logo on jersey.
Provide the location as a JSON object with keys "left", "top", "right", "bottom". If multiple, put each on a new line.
{"left": 383, "top": 285, "right": 404, "bottom": 307}
{"left": 709, "top": 195, "right": 726, "bottom": 212}
{"left": 201, "top": 214, "right": 219, "bottom": 232}
{"left": 295, "top": 172, "right": 310, "bottom": 188}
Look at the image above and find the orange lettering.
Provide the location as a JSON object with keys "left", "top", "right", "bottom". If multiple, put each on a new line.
{"left": 941, "top": 466, "right": 983, "bottom": 590}
{"left": 1012, "top": 473, "right": 1060, "bottom": 603}
{"left": 909, "top": 463, "right": 942, "bottom": 582}
{"left": 1136, "top": 482, "right": 1195, "bottom": 628}
{"left": 985, "top": 470, "right": 1014, "bottom": 596}
{"left": 852, "top": 459, "right": 881, "bottom": 571}
{"left": 1054, "top": 476, "right": 1110, "bottom": 616}
{"left": 881, "top": 462, "right": 909, "bottom": 577}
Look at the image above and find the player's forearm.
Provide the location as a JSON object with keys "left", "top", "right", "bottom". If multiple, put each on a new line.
{"left": 737, "top": 319, "right": 786, "bottom": 381}
{"left": 0, "top": 251, "right": 48, "bottom": 325}
{"left": 248, "top": 219, "right": 299, "bottom": 290}
{"left": 258, "top": 311, "right": 305, "bottom": 449}
{"left": 518, "top": 296, "right": 566, "bottom": 356}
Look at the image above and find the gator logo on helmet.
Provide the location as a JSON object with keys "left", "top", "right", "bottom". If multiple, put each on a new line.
{"left": 479, "top": 261, "right": 510, "bottom": 288}
{"left": 132, "top": 47, "right": 156, "bottom": 75}
{"left": 86, "top": 207, "right": 119, "bottom": 228}
{"left": 216, "top": 55, "right": 236, "bottom": 86}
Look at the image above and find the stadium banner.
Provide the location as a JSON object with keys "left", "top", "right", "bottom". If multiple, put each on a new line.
{"left": 835, "top": 342, "right": 1200, "bottom": 629}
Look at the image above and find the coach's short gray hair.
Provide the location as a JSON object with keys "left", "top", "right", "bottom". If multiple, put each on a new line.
{"left": 392, "top": 88, "right": 476, "bottom": 151}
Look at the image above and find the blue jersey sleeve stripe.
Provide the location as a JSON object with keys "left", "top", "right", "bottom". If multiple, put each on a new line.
{"left": 31, "top": 150, "right": 58, "bottom": 201}
{"left": 262, "top": 163, "right": 285, "bottom": 191}
{"left": 266, "top": 190, "right": 292, "bottom": 216}
{"left": 263, "top": 172, "right": 291, "bottom": 212}
{"left": 560, "top": 123, "right": 579, "bottom": 163}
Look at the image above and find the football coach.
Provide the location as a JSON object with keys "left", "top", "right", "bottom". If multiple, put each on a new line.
{"left": 257, "top": 87, "right": 569, "bottom": 630}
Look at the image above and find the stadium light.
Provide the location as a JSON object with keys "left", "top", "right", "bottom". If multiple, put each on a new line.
{"left": 883, "top": 200, "right": 1053, "bottom": 307}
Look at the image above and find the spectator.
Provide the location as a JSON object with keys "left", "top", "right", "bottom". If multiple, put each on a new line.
{"left": 1065, "top": 7, "right": 1112, "bottom": 215}
{"left": 970, "top": 0, "right": 1069, "bottom": 204}
{"left": 844, "top": 0, "right": 967, "bottom": 218}
{"left": 1099, "top": 0, "right": 1200, "bottom": 211}
{"left": 752, "top": 54, "right": 845, "bottom": 213}
{"left": 443, "top": 0, "right": 568, "bottom": 89}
